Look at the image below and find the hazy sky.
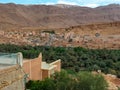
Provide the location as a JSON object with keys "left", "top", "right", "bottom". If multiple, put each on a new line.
{"left": 0, "top": 0, "right": 120, "bottom": 7}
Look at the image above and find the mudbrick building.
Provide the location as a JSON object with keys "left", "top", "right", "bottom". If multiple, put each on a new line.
{"left": 0, "top": 52, "right": 61, "bottom": 90}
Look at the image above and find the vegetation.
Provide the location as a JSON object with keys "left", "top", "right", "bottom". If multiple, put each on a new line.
{"left": 26, "top": 70, "right": 108, "bottom": 90}
{"left": 0, "top": 44, "right": 120, "bottom": 77}
{"left": 42, "top": 30, "right": 55, "bottom": 34}
{"left": 118, "top": 87, "right": 120, "bottom": 90}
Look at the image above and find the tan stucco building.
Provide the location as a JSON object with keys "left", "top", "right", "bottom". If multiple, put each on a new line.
{"left": 23, "top": 53, "right": 61, "bottom": 80}
{"left": 0, "top": 52, "right": 61, "bottom": 90}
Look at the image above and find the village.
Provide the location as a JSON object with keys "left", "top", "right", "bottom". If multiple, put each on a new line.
{"left": 0, "top": 28, "right": 120, "bottom": 49}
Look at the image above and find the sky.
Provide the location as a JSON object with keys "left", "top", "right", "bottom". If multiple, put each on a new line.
{"left": 0, "top": 0, "right": 120, "bottom": 8}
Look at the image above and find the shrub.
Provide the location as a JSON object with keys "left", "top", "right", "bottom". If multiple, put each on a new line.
{"left": 26, "top": 71, "right": 108, "bottom": 90}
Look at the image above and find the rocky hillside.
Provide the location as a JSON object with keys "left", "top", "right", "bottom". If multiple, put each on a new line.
{"left": 0, "top": 3, "right": 120, "bottom": 29}
{"left": 0, "top": 22, "right": 120, "bottom": 49}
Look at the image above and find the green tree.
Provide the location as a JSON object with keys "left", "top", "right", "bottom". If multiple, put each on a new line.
{"left": 77, "top": 72, "right": 108, "bottom": 90}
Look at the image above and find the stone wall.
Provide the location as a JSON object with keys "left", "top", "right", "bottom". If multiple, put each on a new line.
{"left": 0, "top": 65, "right": 25, "bottom": 90}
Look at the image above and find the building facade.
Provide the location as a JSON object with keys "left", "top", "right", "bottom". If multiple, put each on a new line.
{"left": 23, "top": 53, "right": 61, "bottom": 80}
{"left": 0, "top": 52, "right": 61, "bottom": 90}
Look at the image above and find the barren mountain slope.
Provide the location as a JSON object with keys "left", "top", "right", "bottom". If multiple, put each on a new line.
{"left": 0, "top": 3, "right": 120, "bottom": 29}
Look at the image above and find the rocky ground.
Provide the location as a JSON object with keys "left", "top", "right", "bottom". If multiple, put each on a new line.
{"left": 0, "top": 22, "right": 120, "bottom": 49}
{"left": 93, "top": 71, "right": 120, "bottom": 90}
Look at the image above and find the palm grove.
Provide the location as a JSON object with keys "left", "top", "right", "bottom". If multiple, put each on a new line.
{"left": 0, "top": 44, "right": 120, "bottom": 90}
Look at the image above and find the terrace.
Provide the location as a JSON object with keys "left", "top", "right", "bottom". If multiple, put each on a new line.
{"left": 0, "top": 52, "right": 23, "bottom": 70}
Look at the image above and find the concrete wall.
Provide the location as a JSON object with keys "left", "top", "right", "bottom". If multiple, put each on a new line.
{"left": 30, "top": 56, "right": 42, "bottom": 80}
{"left": 42, "top": 59, "right": 61, "bottom": 80}
{"left": 42, "top": 70, "right": 49, "bottom": 79}
{"left": 23, "top": 53, "right": 42, "bottom": 80}
{"left": 23, "top": 60, "right": 31, "bottom": 79}
{"left": 50, "top": 59, "right": 61, "bottom": 72}
{"left": 0, "top": 65, "right": 25, "bottom": 90}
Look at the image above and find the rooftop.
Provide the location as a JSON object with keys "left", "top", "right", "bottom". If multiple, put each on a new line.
{"left": 42, "top": 62, "right": 55, "bottom": 70}
{"left": 0, "top": 52, "right": 23, "bottom": 69}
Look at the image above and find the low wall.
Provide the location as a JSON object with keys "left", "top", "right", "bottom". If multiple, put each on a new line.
{"left": 50, "top": 59, "right": 61, "bottom": 72}
{"left": 0, "top": 65, "right": 25, "bottom": 90}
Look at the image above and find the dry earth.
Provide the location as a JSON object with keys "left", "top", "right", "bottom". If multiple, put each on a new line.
{"left": 0, "top": 22, "right": 120, "bottom": 49}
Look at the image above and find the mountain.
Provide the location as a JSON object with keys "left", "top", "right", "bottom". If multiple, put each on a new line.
{"left": 0, "top": 3, "right": 120, "bottom": 29}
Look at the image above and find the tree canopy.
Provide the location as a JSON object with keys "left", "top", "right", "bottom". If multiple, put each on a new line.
{"left": 0, "top": 44, "right": 120, "bottom": 77}
{"left": 26, "top": 70, "right": 108, "bottom": 90}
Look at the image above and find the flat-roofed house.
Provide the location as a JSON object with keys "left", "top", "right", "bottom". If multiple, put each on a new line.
{"left": 0, "top": 52, "right": 61, "bottom": 90}
{"left": 23, "top": 53, "right": 61, "bottom": 80}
